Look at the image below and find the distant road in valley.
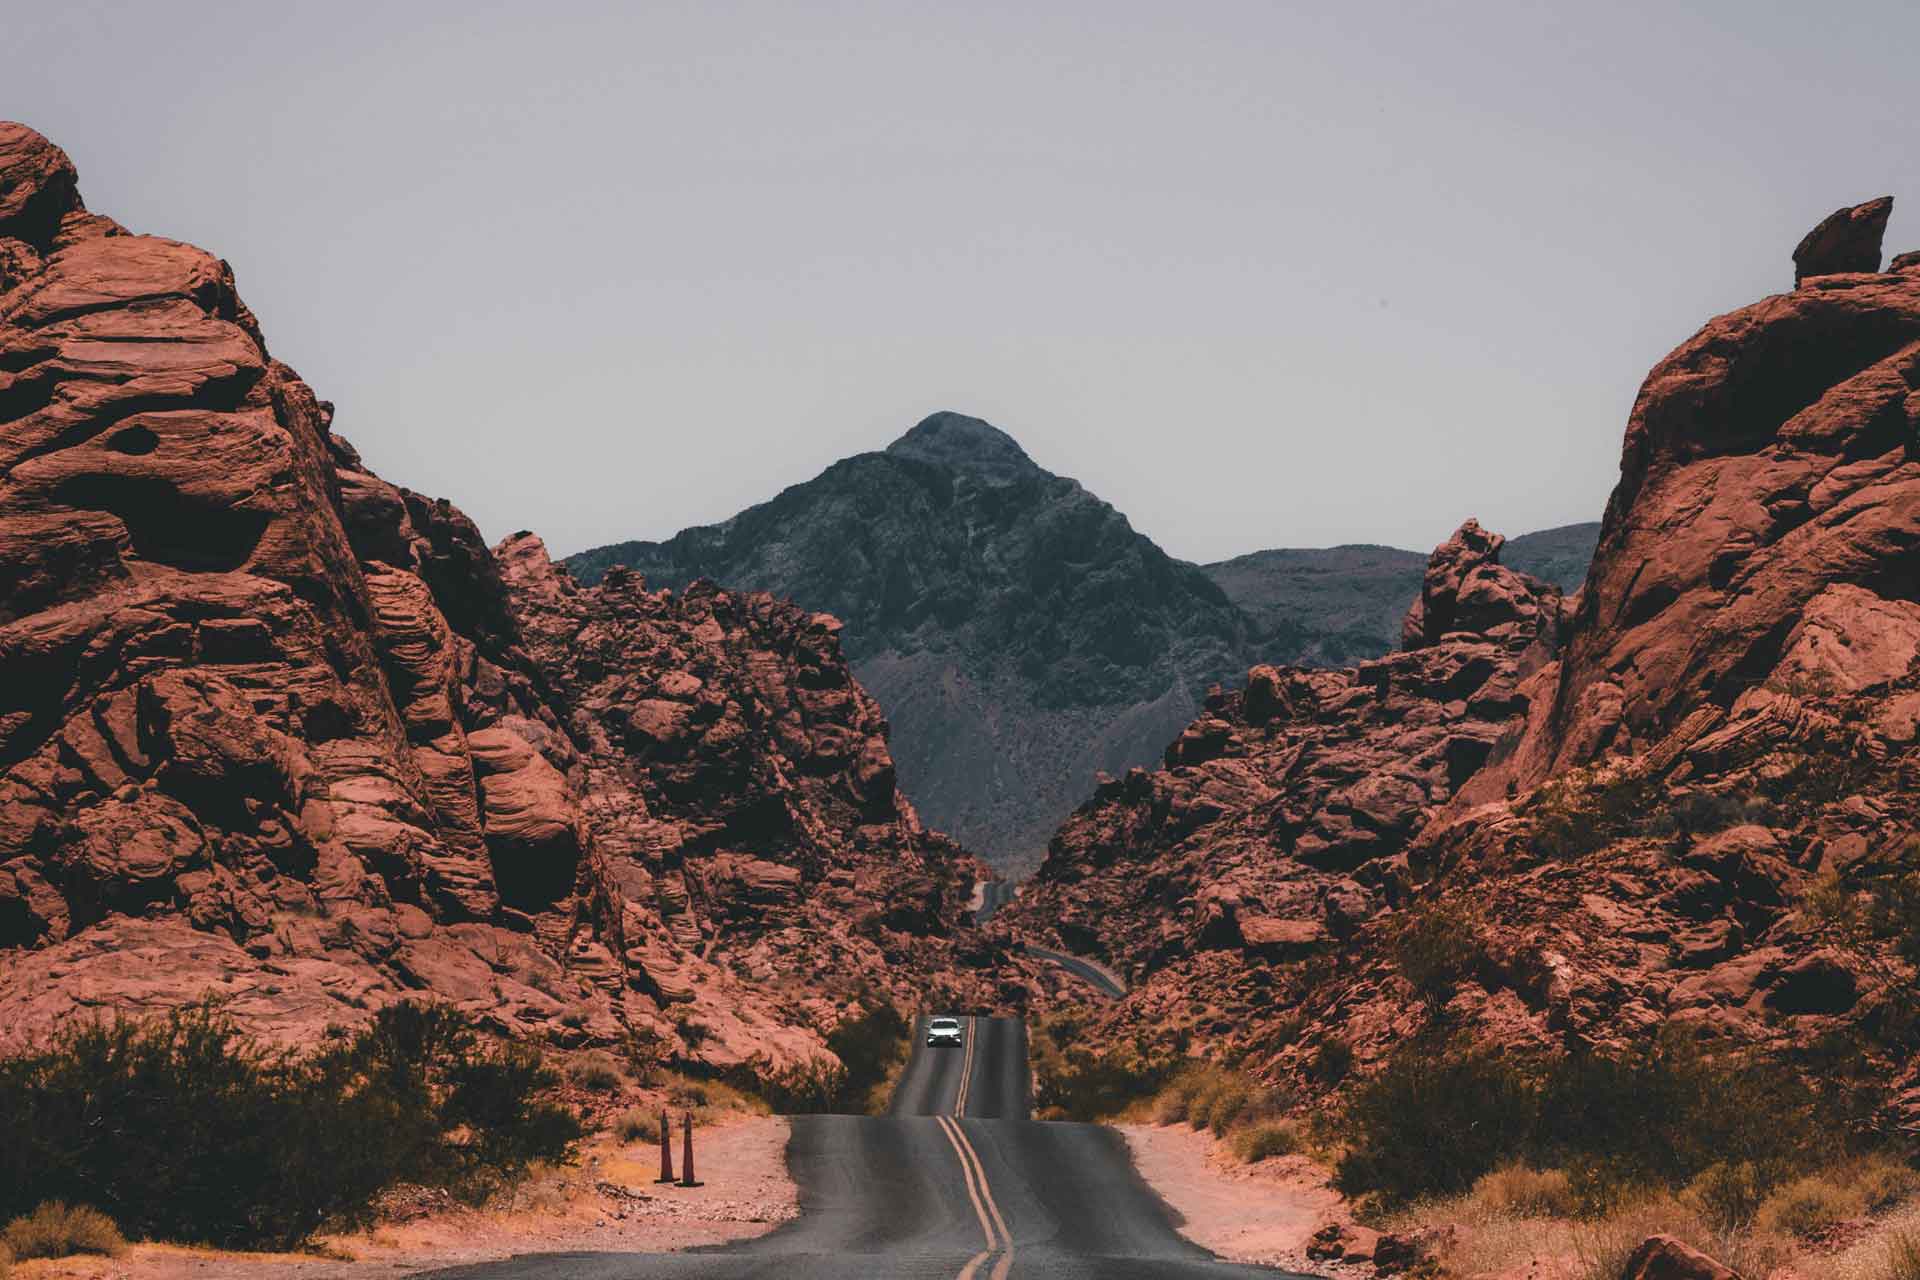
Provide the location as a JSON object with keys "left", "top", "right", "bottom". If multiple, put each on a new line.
{"left": 424, "top": 1014, "right": 1314, "bottom": 1279}
{"left": 975, "top": 879, "right": 1130, "bottom": 1001}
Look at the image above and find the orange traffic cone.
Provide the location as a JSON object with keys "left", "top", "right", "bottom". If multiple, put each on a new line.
{"left": 680, "top": 1110, "right": 701, "bottom": 1187}
{"left": 655, "top": 1107, "right": 675, "bottom": 1183}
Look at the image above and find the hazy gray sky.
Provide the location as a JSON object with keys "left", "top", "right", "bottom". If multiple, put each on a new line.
{"left": 12, "top": 2, "right": 1918, "bottom": 562}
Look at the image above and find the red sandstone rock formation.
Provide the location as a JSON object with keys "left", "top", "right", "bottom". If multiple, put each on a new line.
{"left": 1001, "top": 200, "right": 1920, "bottom": 1122}
{"left": 999, "top": 520, "right": 1564, "bottom": 1019}
{"left": 0, "top": 122, "right": 987, "bottom": 1070}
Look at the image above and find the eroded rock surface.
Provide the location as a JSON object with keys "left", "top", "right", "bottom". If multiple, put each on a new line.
{"left": 999, "top": 200, "right": 1920, "bottom": 1121}
{"left": 0, "top": 123, "right": 987, "bottom": 1072}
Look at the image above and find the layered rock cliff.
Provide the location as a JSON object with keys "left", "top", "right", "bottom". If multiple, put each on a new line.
{"left": 0, "top": 123, "right": 987, "bottom": 1068}
{"left": 1003, "top": 199, "right": 1920, "bottom": 1123}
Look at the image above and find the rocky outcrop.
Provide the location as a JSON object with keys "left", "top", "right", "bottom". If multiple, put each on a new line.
{"left": 998, "top": 521, "right": 1565, "bottom": 1020}
{"left": 1001, "top": 199, "right": 1920, "bottom": 1116}
{"left": 494, "top": 536, "right": 997, "bottom": 1051}
{"left": 0, "top": 123, "right": 986, "bottom": 1068}
{"left": 1792, "top": 196, "right": 1892, "bottom": 283}
{"left": 568, "top": 410, "right": 1600, "bottom": 873}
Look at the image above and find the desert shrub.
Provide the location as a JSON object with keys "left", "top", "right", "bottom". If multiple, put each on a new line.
{"left": 1852, "top": 1154, "right": 1920, "bottom": 1213}
{"left": 825, "top": 1001, "right": 910, "bottom": 1114}
{"left": 1529, "top": 768, "right": 1661, "bottom": 860}
{"left": 1204, "top": 1079, "right": 1254, "bottom": 1135}
{"left": 1, "top": 1202, "right": 125, "bottom": 1260}
{"left": 567, "top": 1052, "right": 626, "bottom": 1092}
{"left": 1753, "top": 1172, "right": 1863, "bottom": 1239}
{"left": 1389, "top": 898, "right": 1487, "bottom": 1014}
{"left": 1569, "top": 1195, "right": 1790, "bottom": 1280}
{"left": 1681, "top": 1161, "right": 1766, "bottom": 1233}
{"left": 1336, "top": 1031, "right": 1836, "bottom": 1213}
{"left": 1334, "top": 1039, "right": 1538, "bottom": 1207}
{"left": 1651, "top": 789, "right": 1776, "bottom": 835}
{"left": 0, "top": 1001, "right": 579, "bottom": 1249}
{"left": 1154, "top": 1070, "right": 1209, "bottom": 1125}
{"left": 670, "top": 1008, "right": 712, "bottom": 1048}
{"left": 661, "top": 1069, "right": 770, "bottom": 1123}
{"left": 1308, "top": 1036, "right": 1354, "bottom": 1085}
{"left": 1889, "top": 1231, "right": 1920, "bottom": 1280}
{"left": 1230, "top": 1120, "right": 1302, "bottom": 1162}
{"left": 1030, "top": 1012, "right": 1181, "bottom": 1121}
{"left": 1535, "top": 1033, "right": 1831, "bottom": 1206}
{"left": 1471, "top": 1164, "right": 1579, "bottom": 1219}
{"left": 612, "top": 1108, "right": 662, "bottom": 1145}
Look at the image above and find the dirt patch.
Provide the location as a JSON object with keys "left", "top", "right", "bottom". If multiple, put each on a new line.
{"left": 12, "top": 1116, "right": 797, "bottom": 1280}
{"left": 1117, "top": 1120, "right": 1348, "bottom": 1274}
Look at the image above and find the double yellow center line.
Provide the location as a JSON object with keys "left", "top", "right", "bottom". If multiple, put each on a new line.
{"left": 937, "top": 1017, "right": 1013, "bottom": 1280}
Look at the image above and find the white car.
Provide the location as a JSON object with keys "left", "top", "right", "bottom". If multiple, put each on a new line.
{"left": 926, "top": 1016, "right": 964, "bottom": 1046}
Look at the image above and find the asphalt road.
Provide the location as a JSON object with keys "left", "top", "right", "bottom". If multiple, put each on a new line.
{"left": 974, "top": 878, "right": 1128, "bottom": 1000}
{"left": 425, "top": 1014, "right": 1318, "bottom": 1279}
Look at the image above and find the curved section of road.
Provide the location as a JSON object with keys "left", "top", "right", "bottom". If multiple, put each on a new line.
{"left": 1022, "top": 944, "right": 1127, "bottom": 999}
{"left": 972, "top": 879, "right": 1129, "bottom": 1000}
{"left": 426, "top": 1014, "right": 1315, "bottom": 1279}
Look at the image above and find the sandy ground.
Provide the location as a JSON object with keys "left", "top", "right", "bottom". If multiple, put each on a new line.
{"left": 1117, "top": 1121, "right": 1350, "bottom": 1275}
{"left": 14, "top": 1116, "right": 798, "bottom": 1280}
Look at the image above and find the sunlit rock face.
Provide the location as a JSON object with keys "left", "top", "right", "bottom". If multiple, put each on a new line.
{"left": 0, "top": 122, "right": 994, "bottom": 1067}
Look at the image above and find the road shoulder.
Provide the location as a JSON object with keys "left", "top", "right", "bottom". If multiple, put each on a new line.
{"left": 1116, "top": 1120, "right": 1350, "bottom": 1275}
{"left": 14, "top": 1116, "right": 798, "bottom": 1280}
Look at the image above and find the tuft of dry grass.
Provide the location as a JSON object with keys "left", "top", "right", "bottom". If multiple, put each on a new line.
{"left": 2, "top": 1202, "right": 127, "bottom": 1261}
{"left": 1854, "top": 1156, "right": 1920, "bottom": 1216}
{"left": 1755, "top": 1171, "right": 1866, "bottom": 1240}
{"left": 566, "top": 1051, "right": 626, "bottom": 1093}
{"left": 1570, "top": 1195, "right": 1790, "bottom": 1280}
{"left": 1472, "top": 1164, "right": 1580, "bottom": 1220}
{"left": 1888, "top": 1229, "right": 1920, "bottom": 1280}
{"left": 660, "top": 1071, "right": 770, "bottom": 1123}
{"left": 611, "top": 1108, "right": 663, "bottom": 1145}
{"left": 1229, "top": 1120, "right": 1302, "bottom": 1163}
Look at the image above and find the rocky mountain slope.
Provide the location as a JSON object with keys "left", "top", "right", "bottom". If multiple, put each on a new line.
{"left": 999, "top": 198, "right": 1920, "bottom": 1125}
{"left": 569, "top": 414, "right": 1262, "bottom": 872}
{"left": 570, "top": 420, "right": 1597, "bottom": 872}
{"left": 0, "top": 122, "right": 991, "bottom": 1071}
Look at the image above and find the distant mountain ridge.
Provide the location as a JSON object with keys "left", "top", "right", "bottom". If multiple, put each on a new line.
{"left": 568, "top": 414, "right": 1598, "bottom": 871}
{"left": 1201, "top": 523, "right": 1600, "bottom": 665}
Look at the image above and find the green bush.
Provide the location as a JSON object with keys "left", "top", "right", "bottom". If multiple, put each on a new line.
{"left": 1204, "top": 1080, "right": 1254, "bottom": 1136}
{"left": 1230, "top": 1120, "right": 1302, "bottom": 1162}
{"left": 1334, "top": 1031, "right": 1840, "bottom": 1213}
{"left": 1334, "top": 1038, "right": 1537, "bottom": 1206}
{"left": 1, "top": 1202, "right": 125, "bottom": 1260}
{"left": 0, "top": 1001, "right": 580, "bottom": 1249}
{"left": 1030, "top": 1012, "right": 1181, "bottom": 1121}
{"left": 1389, "top": 898, "right": 1487, "bottom": 1014}
{"left": 1852, "top": 1154, "right": 1920, "bottom": 1214}
{"left": 1308, "top": 1036, "right": 1354, "bottom": 1086}
{"left": 825, "top": 1001, "right": 910, "bottom": 1114}
{"left": 1753, "top": 1172, "right": 1863, "bottom": 1239}
{"left": 1682, "top": 1161, "right": 1765, "bottom": 1233}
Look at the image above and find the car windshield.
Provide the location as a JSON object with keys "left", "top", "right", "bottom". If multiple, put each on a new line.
{"left": 930, "top": 1018, "right": 960, "bottom": 1029}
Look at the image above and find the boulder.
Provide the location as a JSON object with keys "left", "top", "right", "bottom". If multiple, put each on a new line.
{"left": 1793, "top": 196, "right": 1892, "bottom": 282}
{"left": 1620, "top": 1234, "right": 1742, "bottom": 1280}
